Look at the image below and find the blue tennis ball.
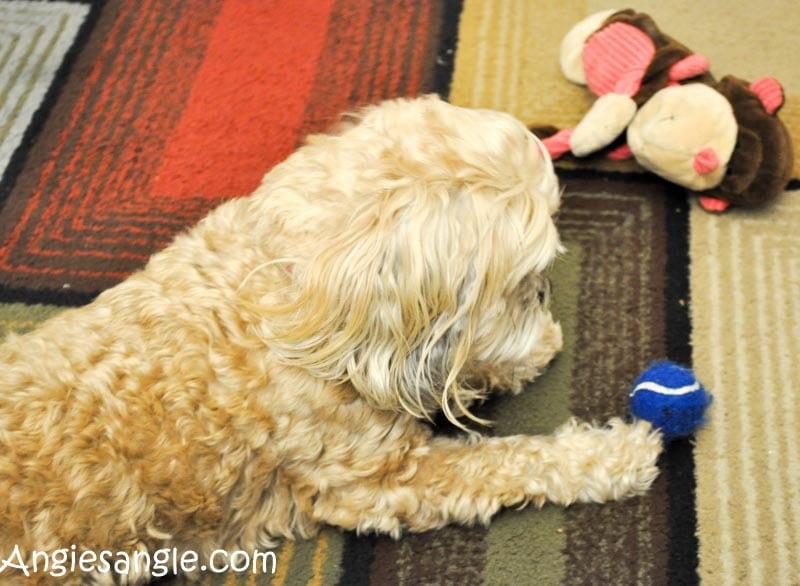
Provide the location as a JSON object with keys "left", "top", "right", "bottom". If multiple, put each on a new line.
{"left": 629, "top": 361, "right": 712, "bottom": 440}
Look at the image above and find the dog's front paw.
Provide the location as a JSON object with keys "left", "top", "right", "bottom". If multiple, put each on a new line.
{"left": 522, "top": 418, "right": 662, "bottom": 506}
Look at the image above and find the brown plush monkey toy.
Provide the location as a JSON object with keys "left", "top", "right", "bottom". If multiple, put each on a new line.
{"left": 536, "top": 9, "right": 793, "bottom": 212}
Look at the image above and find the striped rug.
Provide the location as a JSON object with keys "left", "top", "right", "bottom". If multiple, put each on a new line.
{"left": 1, "top": 1, "right": 798, "bottom": 585}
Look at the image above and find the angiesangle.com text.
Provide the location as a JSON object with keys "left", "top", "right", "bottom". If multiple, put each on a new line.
{"left": 0, "top": 545, "right": 277, "bottom": 579}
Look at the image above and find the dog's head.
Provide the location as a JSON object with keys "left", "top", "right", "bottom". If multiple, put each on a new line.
{"left": 254, "top": 95, "right": 563, "bottom": 425}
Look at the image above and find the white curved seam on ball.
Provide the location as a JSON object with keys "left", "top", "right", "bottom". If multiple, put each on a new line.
{"left": 629, "top": 381, "right": 700, "bottom": 397}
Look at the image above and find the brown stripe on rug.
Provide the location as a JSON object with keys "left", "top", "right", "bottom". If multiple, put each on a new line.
{"left": 558, "top": 176, "right": 679, "bottom": 585}
{"left": 560, "top": 183, "right": 668, "bottom": 420}
{"left": 332, "top": 174, "right": 693, "bottom": 585}
{"left": 371, "top": 524, "right": 487, "bottom": 584}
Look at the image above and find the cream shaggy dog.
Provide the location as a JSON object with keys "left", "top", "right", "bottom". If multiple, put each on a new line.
{"left": 0, "top": 95, "right": 662, "bottom": 584}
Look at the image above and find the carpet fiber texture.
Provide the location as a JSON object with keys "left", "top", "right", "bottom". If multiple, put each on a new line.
{"left": 0, "top": 1, "right": 797, "bottom": 584}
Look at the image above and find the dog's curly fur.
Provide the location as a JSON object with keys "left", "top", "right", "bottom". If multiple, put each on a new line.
{"left": 0, "top": 96, "right": 661, "bottom": 584}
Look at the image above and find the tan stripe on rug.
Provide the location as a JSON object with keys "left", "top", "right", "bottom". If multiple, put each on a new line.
{"left": 691, "top": 190, "right": 800, "bottom": 584}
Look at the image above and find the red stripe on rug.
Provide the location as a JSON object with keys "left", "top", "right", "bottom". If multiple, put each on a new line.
{"left": 0, "top": 0, "right": 223, "bottom": 274}
{"left": 151, "top": 0, "right": 336, "bottom": 200}
{"left": 297, "top": 0, "right": 432, "bottom": 138}
{"left": 0, "top": 0, "right": 445, "bottom": 293}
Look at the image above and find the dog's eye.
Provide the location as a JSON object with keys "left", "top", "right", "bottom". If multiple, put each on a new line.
{"left": 518, "top": 273, "right": 551, "bottom": 309}
{"left": 537, "top": 277, "right": 552, "bottom": 307}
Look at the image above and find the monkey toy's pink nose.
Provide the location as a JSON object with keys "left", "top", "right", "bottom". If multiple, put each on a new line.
{"left": 693, "top": 148, "right": 720, "bottom": 175}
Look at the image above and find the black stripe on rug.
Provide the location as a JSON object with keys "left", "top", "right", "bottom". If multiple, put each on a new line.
{"left": 662, "top": 182, "right": 700, "bottom": 586}
{"left": 340, "top": 533, "right": 379, "bottom": 586}
{"left": 430, "top": 0, "right": 463, "bottom": 99}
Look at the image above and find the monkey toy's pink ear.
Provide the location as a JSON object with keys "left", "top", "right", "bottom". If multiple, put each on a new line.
{"left": 749, "top": 77, "right": 784, "bottom": 115}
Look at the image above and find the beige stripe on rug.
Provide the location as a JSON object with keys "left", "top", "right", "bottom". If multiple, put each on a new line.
{"left": 691, "top": 191, "right": 800, "bottom": 585}
{"left": 0, "top": 1, "right": 89, "bottom": 174}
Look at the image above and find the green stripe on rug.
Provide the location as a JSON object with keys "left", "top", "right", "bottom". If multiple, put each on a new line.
{"left": 482, "top": 244, "right": 582, "bottom": 585}
{"left": 284, "top": 530, "right": 344, "bottom": 585}
{"left": 317, "top": 530, "right": 344, "bottom": 585}
{"left": 0, "top": 302, "right": 64, "bottom": 337}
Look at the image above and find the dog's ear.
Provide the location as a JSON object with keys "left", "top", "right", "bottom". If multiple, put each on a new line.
{"left": 260, "top": 177, "right": 486, "bottom": 422}
{"left": 260, "top": 177, "right": 559, "bottom": 426}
